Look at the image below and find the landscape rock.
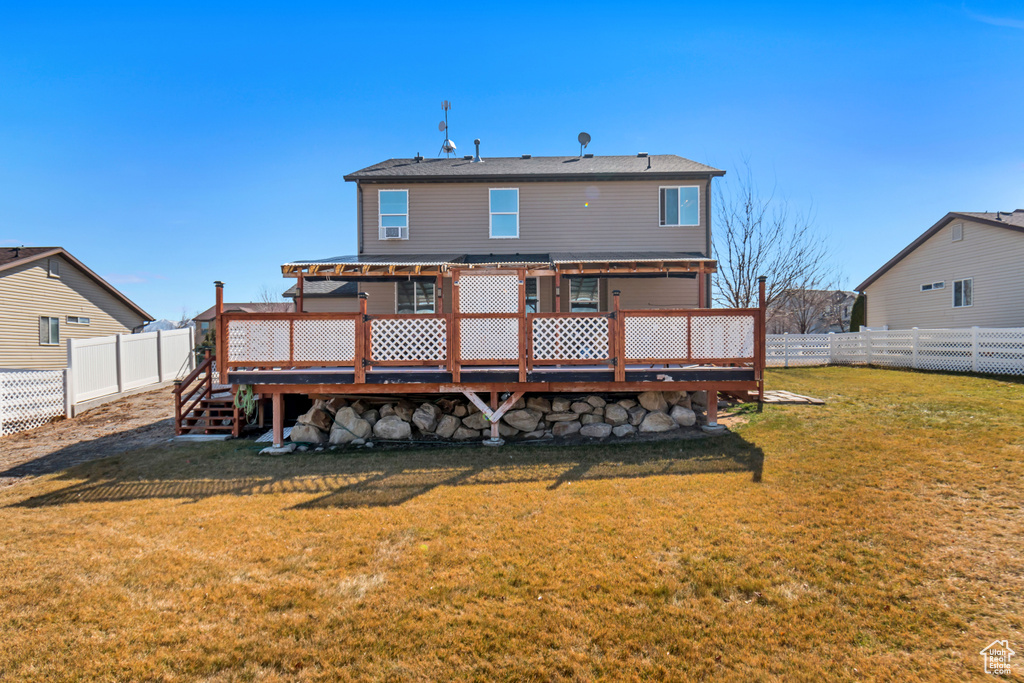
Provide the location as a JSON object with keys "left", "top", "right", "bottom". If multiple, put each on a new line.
{"left": 580, "top": 422, "right": 613, "bottom": 438}
{"left": 570, "top": 401, "right": 592, "bottom": 414}
{"left": 691, "top": 391, "right": 707, "bottom": 407}
{"left": 498, "top": 422, "right": 520, "bottom": 438}
{"left": 612, "top": 424, "right": 637, "bottom": 437}
{"left": 412, "top": 403, "right": 442, "bottom": 432}
{"left": 259, "top": 443, "right": 297, "bottom": 456}
{"left": 638, "top": 391, "right": 669, "bottom": 412}
{"left": 452, "top": 426, "right": 480, "bottom": 440}
{"left": 503, "top": 408, "right": 542, "bottom": 433}
{"left": 466, "top": 402, "right": 480, "bottom": 415}
{"left": 325, "top": 397, "right": 347, "bottom": 414}
{"left": 627, "top": 406, "right": 647, "bottom": 426}
{"left": 616, "top": 398, "right": 637, "bottom": 409}
{"left": 552, "top": 420, "right": 582, "bottom": 437}
{"left": 453, "top": 404, "right": 468, "bottom": 417}
{"left": 349, "top": 399, "right": 368, "bottom": 415}
{"left": 551, "top": 396, "right": 571, "bottom": 413}
{"left": 297, "top": 406, "right": 333, "bottom": 432}
{"left": 435, "top": 414, "right": 461, "bottom": 439}
{"left": 290, "top": 423, "right": 327, "bottom": 444}
{"left": 373, "top": 416, "right": 412, "bottom": 440}
{"left": 604, "top": 403, "right": 629, "bottom": 426}
{"left": 580, "top": 414, "right": 604, "bottom": 425}
{"left": 526, "top": 396, "right": 551, "bottom": 413}
{"left": 330, "top": 408, "right": 372, "bottom": 444}
{"left": 435, "top": 398, "right": 458, "bottom": 414}
{"left": 676, "top": 394, "right": 692, "bottom": 410}
{"left": 508, "top": 396, "right": 526, "bottom": 410}
{"left": 462, "top": 412, "right": 490, "bottom": 431}
{"left": 591, "top": 407, "right": 604, "bottom": 417}
{"left": 379, "top": 404, "right": 396, "bottom": 418}
{"left": 546, "top": 412, "right": 579, "bottom": 422}
{"left": 639, "top": 411, "right": 677, "bottom": 433}
{"left": 362, "top": 408, "right": 380, "bottom": 426}
{"left": 393, "top": 399, "right": 416, "bottom": 422}
{"left": 670, "top": 405, "right": 697, "bottom": 427}
{"left": 585, "top": 395, "right": 606, "bottom": 408}
{"left": 521, "top": 429, "right": 547, "bottom": 440}
{"left": 662, "top": 391, "right": 684, "bottom": 407}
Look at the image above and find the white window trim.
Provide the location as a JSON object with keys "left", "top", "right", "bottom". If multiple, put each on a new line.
{"left": 378, "top": 189, "right": 409, "bottom": 240}
{"left": 951, "top": 223, "right": 964, "bottom": 242}
{"left": 67, "top": 315, "right": 91, "bottom": 325}
{"left": 489, "top": 187, "right": 520, "bottom": 239}
{"left": 920, "top": 281, "right": 945, "bottom": 292}
{"left": 394, "top": 281, "right": 436, "bottom": 314}
{"left": 952, "top": 277, "right": 973, "bottom": 308}
{"left": 659, "top": 185, "right": 701, "bottom": 227}
{"left": 40, "top": 316, "right": 60, "bottom": 345}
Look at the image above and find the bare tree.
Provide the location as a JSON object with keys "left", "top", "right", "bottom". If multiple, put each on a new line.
{"left": 254, "top": 284, "right": 286, "bottom": 312}
{"left": 175, "top": 307, "right": 194, "bottom": 329}
{"left": 712, "top": 161, "right": 839, "bottom": 324}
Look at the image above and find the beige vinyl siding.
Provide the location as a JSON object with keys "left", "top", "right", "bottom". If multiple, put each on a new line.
{"left": 609, "top": 277, "right": 699, "bottom": 310}
{"left": 864, "top": 220, "right": 1024, "bottom": 329}
{"left": 0, "top": 256, "right": 146, "bottom": 370}
{"left": 361, "top": 180, "right": 708, "bottom": 255}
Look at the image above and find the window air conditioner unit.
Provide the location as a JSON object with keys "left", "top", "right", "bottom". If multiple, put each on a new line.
{"left": 381, "top": 226, "right": 407, "bottom": 239}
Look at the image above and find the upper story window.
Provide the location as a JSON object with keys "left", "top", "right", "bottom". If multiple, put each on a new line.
{"left": 67, "top": 315, "right": 90, "bottom": 325}
{"left": 489, "top": 188, "right": 519, "bottom": 238}
{"left": 379, "top": 190, "right": 409, "bottom": 240}
{"left": 48, "top": 258, "right": 60, "bottom": 277}
{"left": 659, "top": 186, "right": 700, "bottom": 227}
{"left": 920, "top": 281, "right": 945, "bottom": 291}
{"left": 39, "top": 316, "right": 59, "bottom": 345}
{"left": 396, "top": 281, "right": 435, "bottom": 314}
{"left": 952, "top": 278, "right": 972, "bottom": 308}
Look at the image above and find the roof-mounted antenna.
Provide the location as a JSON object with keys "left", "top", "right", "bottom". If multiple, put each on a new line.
{"left": 578, "top": 131, "right": 591, "bottom": 157}
{"left": 439, "top": 101, "right": 456, "bottom": 158}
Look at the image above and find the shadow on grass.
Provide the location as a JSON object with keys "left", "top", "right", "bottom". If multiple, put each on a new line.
{"left": 9, "top": 432, "right": 764, "bottom": 510}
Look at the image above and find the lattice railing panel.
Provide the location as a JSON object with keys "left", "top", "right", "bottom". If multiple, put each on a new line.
{"left": 531, "top": 317, "right": 609, "bottom": 360}
{"left": 0, "top": 370, "right": 65, "bottom": 437}
{"left": 458, "top": 274, "right": 520, "bottom": 314}
{"left": 460, "top": 318, "right": 520, "bottom": 360}
{"left": 624, "top": 316, "right": 688, "bottom": 360}
{"left": 691, "top": 316, "right": 755, "bottom": 359}
{"left": 294, "top": 319, "right": 356, "bottom": 363}
{"left": 228, "top": 320, "right": 290, "bottom": 364}
{"left": 371, "top": 318, "right": 447, "bottom": 362}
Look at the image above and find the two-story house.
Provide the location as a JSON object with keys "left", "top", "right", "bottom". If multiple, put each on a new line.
{"left": 193, "top": 149, "right": 768, "bottom": 447}
{"left": 285, "top": 152, "right": 723, "bottom": 314}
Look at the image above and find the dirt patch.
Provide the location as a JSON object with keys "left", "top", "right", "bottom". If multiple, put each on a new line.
{"left": 0, "top": 386, "right": 175, "bottom": 488}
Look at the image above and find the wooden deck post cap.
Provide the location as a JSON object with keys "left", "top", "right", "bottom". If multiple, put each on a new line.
{"left": 214, "top": 281, "right": 224, "bottom": 288}
{"left": 612, "top": 289, "right": 621, "bottom": 296}
{"left": 358, "top": 292, "right": 368, "bottom": 299}
{"left": 757, "top": 275, "right": 767, "bottom": 283}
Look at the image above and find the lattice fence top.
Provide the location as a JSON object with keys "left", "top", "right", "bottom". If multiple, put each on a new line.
{"left": 372, "top": 318, "right": 447, "bottom": 362}
{"left": 624, "top": 316, "right": 688, "bottom": 361}
{"left": 532, "top": 317, "right": 609, "bottom": 360}
{"left": 460, "top": 318, "right": 520, "bottom": 360}
{"left": 458, "top": 274, "right": 520, "bottom": 314}
{"left": 0, "top": 370, "right": 65, "bottom": 437}
{"left": 295, "top": 319, "right": 356, "bottom": 363}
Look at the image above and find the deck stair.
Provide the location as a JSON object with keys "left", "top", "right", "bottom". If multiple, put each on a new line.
{"left": 173, "top": 354, "right": 240, "bottom": 437}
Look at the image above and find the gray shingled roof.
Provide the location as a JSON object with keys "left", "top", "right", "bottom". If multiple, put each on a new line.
{"left": 550, "top": 251, "right": 709, "bottom": 263}
{"left": 955, "top": 210, "right": 1024, "bottom": 228}
{"left": 344, "top": 155, "right": 724, "bottom": 181}
{"left": 282, "top": 279, "right": 358, "bottom": 298}
{"left": 285, "top": 254, "right": 464, "bottom": 267}
{"left": 284, "top": 252, "right": 712, "bottom": 270}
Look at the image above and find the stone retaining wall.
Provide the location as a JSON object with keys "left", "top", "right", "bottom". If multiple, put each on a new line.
{"left": 288, "top": 391, "right": 718, "bottom": 446}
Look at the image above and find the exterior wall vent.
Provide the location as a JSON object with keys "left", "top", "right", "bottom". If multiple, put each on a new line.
{"left": 584, "top": 153, "right": 594, "bottom": 158}
{"left": 637, "top": 152, "right": 648, "bottom": 157}
{"left": 521, "top": 154, "right": 532, "bottom": 159}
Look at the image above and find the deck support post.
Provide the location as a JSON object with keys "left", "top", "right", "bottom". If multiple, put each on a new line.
{"left": 697, "top": 262, "right": 705, "bottom": 309}
{"left": 701, "top": 387, "right": 726, "bottom": 435}
{"left": 214, "top": 281, "right": 226, "bottom": 385}
{"left": 612, "top": 290, "right": 625, "bottom": 383}
{"left": 758, "top": 275, "right": 767, "bottom": 403}
{"left": 460, "top": 389, "right": 525, "bottom": 446}
{"left": 297, "top": 272, "right": 304, "bottom": 313}
{"left": 272, "top": 392, "right": 284, "bottom": 448}
{"left": 355, "top": 293, "right": 368, "bottom": 385}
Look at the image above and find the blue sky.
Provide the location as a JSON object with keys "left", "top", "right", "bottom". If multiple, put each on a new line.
{"left": 1, "top": 1, "right": 1021, "bottom": 320}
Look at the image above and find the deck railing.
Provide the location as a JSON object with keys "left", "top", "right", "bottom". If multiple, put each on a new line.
{"left": 220, "top": 304, "right": 765, "bottom": 385}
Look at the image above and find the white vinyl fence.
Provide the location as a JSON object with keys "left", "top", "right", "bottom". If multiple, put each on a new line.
{"left": 767, "top": 327, "right": 1024, "bottom": 376}
{"left": 0, "top": 370, "right": 67, "bottom": 437}
{"left": 0, "top": 328, "right": 196, "bottom": 438}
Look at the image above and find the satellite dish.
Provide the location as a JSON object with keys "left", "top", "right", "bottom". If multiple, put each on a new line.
{"left": 578, "top": 132, "right": 591, "bottom": 156}
{"left": 439, "top": 121, "right": 447, "bottom": 132}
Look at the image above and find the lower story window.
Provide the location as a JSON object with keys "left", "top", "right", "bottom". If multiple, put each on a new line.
{"left": 952, "top": 278, "right": 973, "bottom": 308}
{"left": 525, "top": 277, "right": 539, "bottom": 313}
{"left": 39, "top": 316, "right": 59, "bottom": 345}
{"left": 396, "top": 281, "right": 436, "bottom": 314}
{"left": 570, "top": 278, "right": 599, "bottom": 313}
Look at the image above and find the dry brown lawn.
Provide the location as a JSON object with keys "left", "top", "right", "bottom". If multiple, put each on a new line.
{"left": 1, "top": 367, "right": 1022, "bottom": 681}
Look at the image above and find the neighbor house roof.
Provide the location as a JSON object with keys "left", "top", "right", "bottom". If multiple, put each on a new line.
{"left": 855, "top": 210, "right": 1024, "bottom": 291}
{"left": 344, "top": 155, "right": 725, "bottom": 182}
{"left": 193, "top": 302, "right": 295, "bottom": 322}
{"left": 0, "top": 246, "right": 153, "bottom": 321}
{"left": 282, "top": 279, "right": 358, "bottom": 298}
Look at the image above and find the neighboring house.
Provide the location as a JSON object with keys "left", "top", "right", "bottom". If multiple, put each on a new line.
{"left": 0, "top": 247, "right": 153, "bottom": 370}
{"left": 767, "top": 289, "right": 857, "bottom": 334}
{"left": 193, "top": 302, "right": 295, "bottom": 339}
{"left": 286, "top": 152, "right": 723, "bottom": 313}
{"left": 855, "top": 210, "right": 1024, "bottom": 329}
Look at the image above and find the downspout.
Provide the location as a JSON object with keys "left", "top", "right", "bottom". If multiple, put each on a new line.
{"left": 357, "top": 181, "right": 364, "bottom": 255}
{"left": 704, "top": 176, "right": 713, "bottom": 308}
